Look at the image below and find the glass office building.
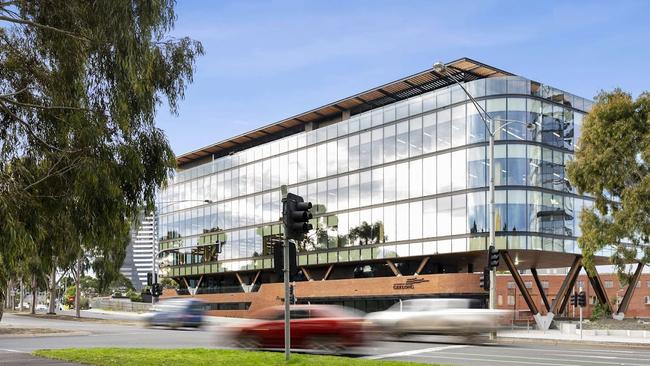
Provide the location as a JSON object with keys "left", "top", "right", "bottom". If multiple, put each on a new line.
{"left": 158, "top": 58, "right": 598, "bottom": 295}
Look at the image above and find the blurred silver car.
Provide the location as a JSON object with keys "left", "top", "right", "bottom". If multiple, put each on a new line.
{"left": 366, "top": 298, "right": 511, "bottom": 336}
{"left": 143, "top": 298, "right": 205, "bottom": 329}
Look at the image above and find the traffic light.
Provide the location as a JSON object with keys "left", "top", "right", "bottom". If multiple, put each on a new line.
{"left": 488, "top": 246, "right": 500, "bottom": 269}
{"left": 147, "top": 272, "right": 153, "bottom": 286}
{"left": 283, "top": 193, "right": 313, "bottom": 240}
{"left": 570, "top": 292, "right": 578, "bottom": 307}
{"left": 289, "top": 283, "right": 296, "bottom": 304}
{"left": 151, "top": 283, "right": 162, "bottom": 297}
{"left": 273, "top": 241, "right": 298, "bottom": 280}
{"left": 577, "top": 291, "right": 586, "bottom": 307}
{"left": 479, "top": 267, "right": 490, "bottom": 291}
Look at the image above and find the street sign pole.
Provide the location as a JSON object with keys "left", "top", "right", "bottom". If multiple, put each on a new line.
{"left": 281, "top": 185, "right": 290, "bottom": 361}
{"left": 579, "top": 305, "right": 583, "bottom": 339}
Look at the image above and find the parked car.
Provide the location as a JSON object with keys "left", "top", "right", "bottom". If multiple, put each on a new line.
{"left": 228, "top": 305, "right": 370, "bottom": 353}
{"left": 35, "top": 304, "right": 48, "bottom": 311}
{"left": 14, "top": 302, "right": 30, "bottom": 310}
{"left": 366, "top": 298, "right": 511, "bottom": 337}
{"left": 144, "top": 298, "right": 205, "bottom": 329}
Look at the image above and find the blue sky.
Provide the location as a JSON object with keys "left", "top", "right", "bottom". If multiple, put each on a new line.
{"left": 157, "top": 0, "right": 650, "bottom": 156}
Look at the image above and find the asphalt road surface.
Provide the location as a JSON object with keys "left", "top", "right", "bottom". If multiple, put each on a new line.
{"left": 2, "top": 312, "right": 650, "bottom": 366}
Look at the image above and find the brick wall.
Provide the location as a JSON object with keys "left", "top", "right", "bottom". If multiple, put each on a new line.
{"left": 496, "top": 273, "right": 650, "bottom": 318}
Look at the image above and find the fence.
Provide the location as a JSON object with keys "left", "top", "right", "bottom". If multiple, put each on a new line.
{"left": 90, "top": 298, "right": 153, "bottom": 313}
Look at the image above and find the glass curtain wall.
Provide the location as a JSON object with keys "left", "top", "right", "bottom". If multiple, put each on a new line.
{"left": 159, "top": 76, "right": 593, "bottom": 269}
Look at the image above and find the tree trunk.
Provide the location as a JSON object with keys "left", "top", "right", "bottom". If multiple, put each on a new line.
{"left": 6, "top": 279, "right": 13, "bottom": 310}
{"left": 75, "top": 256, "right": 81, "bottom": 318}
{"left": 0, "top": 281, "right": 6, "bottom": 322}
{"left": 30, "top": 274, "right": 37, "bottom": 315}
{"left": 48, "top": 266, "right": 57, "bottom": 315}
{"left": 19, "top": 278, "right": 24, "bottom": 312}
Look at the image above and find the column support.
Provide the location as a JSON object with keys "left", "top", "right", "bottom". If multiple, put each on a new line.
{"left": 251, "top": 271, "right": 261, "bottom": 287}
{"left": 586, "top": 266, "right": 611, "bottom": 313}
{"left": 386, "top": 260, "right": 402, "bottom": 277}
{"left": 530, "top": 268, "right": 550, "bottom": 313}
{"left": 414, "top": 257, "right": 430, "bottom": 276}
{"left": 502, "top": 251, "right": 539, "bottom": 315}
{"left": 300, "top": 266, "right": 314, "bottom": 281}
{"left": 322, "top": 264, "right": 334, "bottom": 281}
{"left": 553, "top": 257, "right": 583, "bottom": 315}
{"left": 614, "top": 262, "right": 644, "bottom": 320}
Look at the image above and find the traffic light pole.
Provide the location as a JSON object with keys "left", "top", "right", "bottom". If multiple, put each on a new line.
{"left": 281, "top": 185, "right": 291, "bottom": 361}
{"left": 488, "top": 127, "right": 497, "bottom": 341}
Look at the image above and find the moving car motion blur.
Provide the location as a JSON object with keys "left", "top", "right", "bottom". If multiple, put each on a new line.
{"left": 228, "top": 305, "right": 369, "bottom": 352}
{"left": 366, "top": 298, "right": 511, "bottom": 337}
{"left": 144, "top": 298, "right": 205, "bottom": 329}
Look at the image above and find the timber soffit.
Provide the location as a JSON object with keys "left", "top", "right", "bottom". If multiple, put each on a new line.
{"left": 176, "top": 57, "right": 512, "bottom": 167}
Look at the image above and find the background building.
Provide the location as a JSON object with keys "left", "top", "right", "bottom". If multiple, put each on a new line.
{"left": 120, "top": 214, "right": 155, "bottom": 291}
{"left": 157, "top": 58, "right": 626, "bottom": 322}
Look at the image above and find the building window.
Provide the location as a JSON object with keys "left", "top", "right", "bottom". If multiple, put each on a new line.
{"left": 507, "top": 295, "right": 515, "bottom": 305}
{"left": 507, "top": 282, "right": 515, "bottom": 289}
{"left": 498, "top": 295, "right": 503, "bottom": 306}
{"left": 604, "top": 280, "right": 613, "bottom": 289}
{"left": 645, "top": 296, "right": 650, "bottom": 305}
{"left": 636, "top": 281, "right": 641, "bottom": 288}
{"left": 541, "top": 281, "right": 549, "bottom": 289}
{"left": 647, "top": 280, "right": 650, "bottom": 288}
{"left": 525, "top": 281, "right": 532, "bottom": 289}
{"left": 590, "top": 296, "right": 597, "bottom": 305}
{"left": 576, "top": 281, "right": 584, "bottom": 290}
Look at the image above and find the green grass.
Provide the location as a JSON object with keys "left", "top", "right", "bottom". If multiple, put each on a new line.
{"left": 34, "top": 348, "right": 438, "bottom": 366}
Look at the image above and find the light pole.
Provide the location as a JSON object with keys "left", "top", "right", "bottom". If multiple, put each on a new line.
{"left": 152, "top": 199, "right": 213, "bottom": 303}
{"left": 433, "top": 62, "right": 534, "bottom": 339}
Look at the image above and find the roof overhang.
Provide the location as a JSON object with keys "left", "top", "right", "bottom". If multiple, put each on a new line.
{"left": 176, "top": 57, "right": 512, "bottom": 167}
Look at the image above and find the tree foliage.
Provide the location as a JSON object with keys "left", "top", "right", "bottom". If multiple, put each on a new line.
{"left": 0, "top": 1, "right": 203, "bottom": 320}
{"left": 567, "top": 89, "right": 650, "bottom": 284}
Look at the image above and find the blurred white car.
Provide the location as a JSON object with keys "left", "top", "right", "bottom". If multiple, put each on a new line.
{"left": 14, "top": 302, "right": 30, "bottom": 310}
{"left": 366, "top": 298, "right": 511, "bottom": 336}
{"left": 35, "top": 304, "right": 48, "bottom": 311}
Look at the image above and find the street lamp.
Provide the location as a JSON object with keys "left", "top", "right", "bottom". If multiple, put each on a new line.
{"left": 151, "top": 199, "right": 214, "bottom": 303}
{"left": 434, "top": 62, "right": 534, "bottom": 338}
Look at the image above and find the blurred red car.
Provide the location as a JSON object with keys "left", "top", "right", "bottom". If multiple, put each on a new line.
{"left": 230, "top": 305, "right": 369, "bottom": 352}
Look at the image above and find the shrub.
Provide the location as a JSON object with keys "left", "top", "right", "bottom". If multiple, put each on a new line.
{"left": 591, "top": 301, "right": 612, "bottom": 321}
{"left": 126, "top": 289, "right": 142, "bottom": 303}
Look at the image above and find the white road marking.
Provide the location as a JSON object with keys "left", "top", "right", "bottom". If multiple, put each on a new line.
{"left": 0, "top": 349, "right": 29, "bottom": 353}
{"left": 485, "top": 346, "right": 650, "bottom": 361}
{"left": 498, "top": 345, "right": 647, "bottom": 355}
{"left": 363, "top": 344, "right": 468, "bottom": 360}
{"left": 408, "top": 354, "right": 581, "bottom": 366}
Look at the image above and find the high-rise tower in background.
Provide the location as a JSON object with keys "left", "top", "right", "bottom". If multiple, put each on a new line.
{"left": 120, "top": 214, "right": 155, "bottom": 291}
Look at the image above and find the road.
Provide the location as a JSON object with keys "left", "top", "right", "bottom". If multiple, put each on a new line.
{"left": 2, "top": 312, "right": 650, "bottom": 366}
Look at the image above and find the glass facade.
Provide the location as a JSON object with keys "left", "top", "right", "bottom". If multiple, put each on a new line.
{"left": 159, "top": 76, "right": 599, "bottom": 276}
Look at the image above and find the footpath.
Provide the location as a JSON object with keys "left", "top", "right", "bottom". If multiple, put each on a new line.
{"left": 498, "top": 327, "right": 650, "bottom": 347}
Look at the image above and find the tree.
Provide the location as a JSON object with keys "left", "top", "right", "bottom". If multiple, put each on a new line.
{"left": 0, "top": 1, "right": 203, "bottom": 321}
{"left": 567, "top": 89, "right": 650, "bottom": 284}
{"left": 109, "top": 273, "right": 135, "bottom": 294}
{"left": 348, "top": 221, "right": 383, "bottom": 245}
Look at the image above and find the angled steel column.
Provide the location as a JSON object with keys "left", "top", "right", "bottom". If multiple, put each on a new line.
{"left": 251, "top": 271, "right": 262, "bottom": 287}
{"left": 386, "top": 260, "right": 402, "bottom": 276}
{"left": 300, "top": 266, "right": 313, "bottom": 281}
{"left": 415, "top": 257, "right": 430, "bottom": 276}
{"left": 502, "top": 251, "right": 539, "bottom": 316}
{"left": 551, "top": 256, "right": 582, "bottom": 315}
{"left": 530, "top": 268, "right": 551, "bottom": 313}
{"left": 586, "top": 267, "right": 611, "bottom": 312}
{"left": 614, "top": 262, "right": 644, "bottom": 320}
{"left": 322, "top": 264, "right": 334, "bottom": 281}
